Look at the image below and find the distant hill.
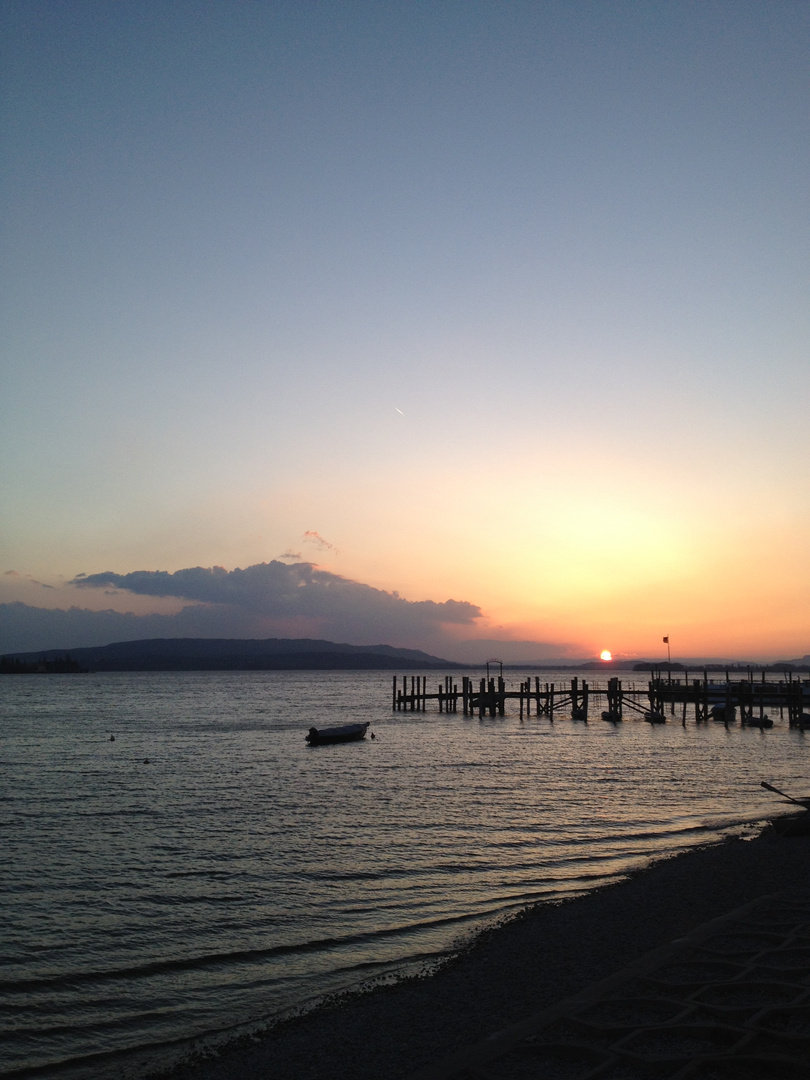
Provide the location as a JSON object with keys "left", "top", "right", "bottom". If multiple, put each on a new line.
{"left": 632, "top": 658, "right": 810, "bottom": 672}
{"left": 2, "top": 637, "right": 457, "bottom": 672}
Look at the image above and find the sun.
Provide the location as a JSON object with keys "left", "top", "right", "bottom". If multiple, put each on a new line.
{"left": 600, "top": 650, "right": 612, "bottom": 662}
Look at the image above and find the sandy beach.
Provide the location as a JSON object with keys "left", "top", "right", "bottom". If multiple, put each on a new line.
{"left": 146, "top": 817, "right": 810, "bottom": 1080}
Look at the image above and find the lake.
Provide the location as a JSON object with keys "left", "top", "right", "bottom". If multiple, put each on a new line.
{"left": 2, "top": 669, "right": 807, "bottom": 1078}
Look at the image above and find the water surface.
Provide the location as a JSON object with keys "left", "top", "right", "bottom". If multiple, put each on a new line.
{"left": 2, "top": 669, "right": 807, "bottom": 1078}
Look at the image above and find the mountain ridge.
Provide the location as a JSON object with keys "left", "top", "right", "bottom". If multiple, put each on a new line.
{"left": 2, "top": 636, "right": 457, "bottom": 671}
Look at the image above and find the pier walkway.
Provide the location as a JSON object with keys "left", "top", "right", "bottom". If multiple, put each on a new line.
{"left": 392, "top": 672, "right": 810, "bottom": 727}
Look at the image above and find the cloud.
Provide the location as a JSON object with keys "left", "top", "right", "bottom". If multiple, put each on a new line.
{"left": 3, "top": 571, "right": 54, "bottom": 588}
{"left": 444, "top": 637, "right": 581, "bottom": 664}
{"left": 1, "top": 562, "right": 580, "bottom": 661}
{"left": 303, "top": 531, "right": 334, "bottom": 551}
{"left": 60, "top": 560, "right": 481, "bottom": 646}
{"left": 0, "top": 598, "right": 582, "bottom": 662}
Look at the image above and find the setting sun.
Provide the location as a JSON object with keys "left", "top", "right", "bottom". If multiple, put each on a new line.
{"left": 600, "top": 650, "right": 612, "bottom": 662}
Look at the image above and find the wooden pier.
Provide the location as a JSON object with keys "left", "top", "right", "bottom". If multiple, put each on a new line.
{"left": 392, "top": 671, "right": 810, "bottom": 727}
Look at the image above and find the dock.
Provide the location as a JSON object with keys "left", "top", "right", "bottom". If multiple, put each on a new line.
{"left": 392, "top": 670, "right": 810, "bottom": 727}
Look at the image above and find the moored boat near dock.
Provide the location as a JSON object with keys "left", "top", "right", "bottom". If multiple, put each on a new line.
{"left": 710, "top": 704, "right": 736, "bottom": 723}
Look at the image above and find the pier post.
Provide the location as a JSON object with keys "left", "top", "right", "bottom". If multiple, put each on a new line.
{"left": 787, "top": 683, "right": 803, "bottom": 727}
{"left": 606, "top": 677, "right": 623, "bottom": 719}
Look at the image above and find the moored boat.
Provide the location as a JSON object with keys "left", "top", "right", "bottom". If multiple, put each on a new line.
{"left": 305, "top": 722, "right": 370, "bottom": 746}
{"left": 644, "top": 710, "right": 666, "bottom": 724}
{"left": 601, "top": 710, "right": 622, "bottom": 723}
{"left": 710, "top": 704, "right": 736, "bottom": 723}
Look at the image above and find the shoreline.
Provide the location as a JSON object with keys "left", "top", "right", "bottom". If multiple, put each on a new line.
{"left": 142, "top": 816, "right": 810, "bottom": 1080}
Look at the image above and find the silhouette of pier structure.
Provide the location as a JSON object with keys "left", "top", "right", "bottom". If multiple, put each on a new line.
{"left": 392, "top": 670, "right": 810, "bottom": 727}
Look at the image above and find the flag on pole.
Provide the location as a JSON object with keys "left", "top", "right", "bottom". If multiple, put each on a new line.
{"left": 663, "top": 636, "right": 669, "bottom": 643}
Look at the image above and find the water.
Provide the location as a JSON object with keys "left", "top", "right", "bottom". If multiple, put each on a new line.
{"left": 2, "top": 669, "right": 808, "bottom": 1079}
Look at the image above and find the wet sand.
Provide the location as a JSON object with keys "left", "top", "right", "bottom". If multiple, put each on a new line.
{"left": 147, "top": 820, "right": 810, "bottom": 1080}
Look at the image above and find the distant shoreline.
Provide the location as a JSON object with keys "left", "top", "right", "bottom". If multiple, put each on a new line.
{"left": 2, "top": 636, "right": 808, "bottom": 674}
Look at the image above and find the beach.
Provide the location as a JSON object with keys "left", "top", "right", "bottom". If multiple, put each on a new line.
{"left": 148, "top": 818, "right": 810, "bottom": 1080}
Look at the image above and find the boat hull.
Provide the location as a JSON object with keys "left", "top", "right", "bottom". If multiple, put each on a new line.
{"left": 305, "top": 722, "right": 370, "bottom": 746}
{"left": 601, "top": 711, "right": 622, "bottom": 723}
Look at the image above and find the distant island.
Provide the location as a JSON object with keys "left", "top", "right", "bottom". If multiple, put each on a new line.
{"left": 0, "top": 637, "right": 458, "bottom": 672}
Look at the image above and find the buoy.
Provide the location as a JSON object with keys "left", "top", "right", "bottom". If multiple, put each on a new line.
{"left": 144, "top": 758, "right": 150, "bottom": 764}
{"left": 110, "top": 735, "right": 115, "bottom": 741}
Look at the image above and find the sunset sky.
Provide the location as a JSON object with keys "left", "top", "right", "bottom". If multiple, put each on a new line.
{"left": 2, "top": 1, "right": 808, "bottom": 662}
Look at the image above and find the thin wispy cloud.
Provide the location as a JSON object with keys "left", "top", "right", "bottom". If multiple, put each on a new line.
{"left": 303, "top": 531, "right": 335, "bottom": 552}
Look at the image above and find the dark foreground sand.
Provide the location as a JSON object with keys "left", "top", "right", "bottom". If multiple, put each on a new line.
{"left": 148, "top": 821, "right": 810, "bottom": 1080}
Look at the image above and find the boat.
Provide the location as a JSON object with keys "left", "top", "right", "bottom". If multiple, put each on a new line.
{"left": 710, "top": 704, "right": 736, "bottom": 723}
{"left": 744, "top": 716, "right": 774, "bottom": 729}
{"left": 305, "top": 722, "right": 370, "bottom": 746}
{"left": 772, "top": 814, "right": 810, "bottom": 836}
{"left": 644, "top": 710, "right": 666, "bottom": 724}
{"left": 571, "top": 707, "right": 587, "bottom": 722}
{"left": 601, "top": 710, "right": 622, "bottom": 723}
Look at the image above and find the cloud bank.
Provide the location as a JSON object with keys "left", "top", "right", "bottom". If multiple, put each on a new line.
{"left": 70, "top": 561, "right": 480, "bottom": 630}
{"left": 1, "top": 561, "right": 577, "bottom": 661}
{"left": 0, "top": 561, "right": 488, "bottom": 655}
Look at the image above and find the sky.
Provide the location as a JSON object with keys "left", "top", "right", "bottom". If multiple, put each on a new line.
{"left": 1, "top": 1, "right": 808, "bottom": 663}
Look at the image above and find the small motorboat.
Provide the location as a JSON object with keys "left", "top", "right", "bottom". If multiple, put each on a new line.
{"left": 601, "top": 710, "right": 622, "bottom": 723}
{"left": 644, "top": 710, "right": 666, "bottom": 724}
{"left": 571, "top": 707, "right": 587, "bottom": 722}
{"left": 305, "top": 722, "right": 370, "bottom": 746}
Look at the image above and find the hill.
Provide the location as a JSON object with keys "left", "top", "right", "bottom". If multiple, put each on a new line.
{"left": 2, "top": 637, "right": 457, "bottom": 672}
